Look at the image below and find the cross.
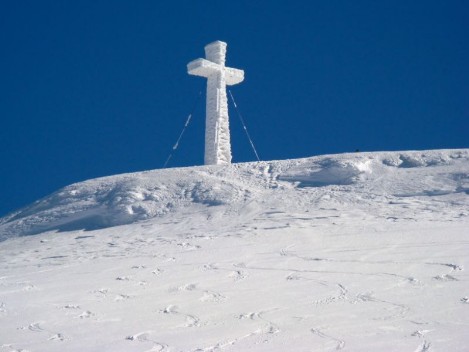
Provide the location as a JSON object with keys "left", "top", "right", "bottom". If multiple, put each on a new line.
{"left": 187, "top": 41, "right": 244, "bottom": 165}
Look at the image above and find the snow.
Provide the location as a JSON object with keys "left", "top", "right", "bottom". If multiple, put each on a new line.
{"left": 188, "top": 41, "right": 244, "bottom": 165}
{"left": 0, "top": 149, "right": 468, "bottom": 351}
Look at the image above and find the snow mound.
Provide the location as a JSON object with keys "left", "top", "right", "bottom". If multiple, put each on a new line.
{"left": 0, "top": 149, "right": 468, "bottom": 240}
{"left": 382, "top": 151, "right": 460, "bottom": 168}
{"left": 0, "top": 168, "right": 251, "bottom": 238}
{"left": 279, "top": 158, "right": 373, "bottom": 186}
{"left": 1, "top": 149, "right": 469, "bottom": 351}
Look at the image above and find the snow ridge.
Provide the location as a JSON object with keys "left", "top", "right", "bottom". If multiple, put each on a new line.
{"left": 1, "top": 149, "right": 468, "bottom": 240}
{"left": 1, "top": 149, "right": 469, "bottom": 351}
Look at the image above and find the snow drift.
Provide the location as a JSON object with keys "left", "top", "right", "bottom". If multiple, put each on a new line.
{"left": 1, "top": 149, "right": 467, "bottom": 240}
{"left": 0, "top": 149, "right": 468, "bottom": 351}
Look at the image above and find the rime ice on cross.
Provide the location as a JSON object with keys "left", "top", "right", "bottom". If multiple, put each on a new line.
{"left": 187, "top": 41, "right": 244, "bottom": 165}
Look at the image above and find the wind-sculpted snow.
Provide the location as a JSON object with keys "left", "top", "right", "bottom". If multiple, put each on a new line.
{"left": 0, "top": 168, "right": 252, "bottom": 238}
{"left": 1, "top": 149, "right": 468, "bottom": 240}
{"left": 278, "top": 158, "right": 373, "bottom": 186}
{"left": 0, "top": 149, "right": 469, "bottom": 351}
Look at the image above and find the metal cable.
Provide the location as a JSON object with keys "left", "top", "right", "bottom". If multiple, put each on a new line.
{"left": 228, "top": 90, "right": 261, "bottom": 162}
{"left": 163, "top": 90, "right": 203, "bottom": 168}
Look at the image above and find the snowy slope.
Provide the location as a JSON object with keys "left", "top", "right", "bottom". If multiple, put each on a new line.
{"left": 0, "top": 149, "right": 468, "bottom": 351}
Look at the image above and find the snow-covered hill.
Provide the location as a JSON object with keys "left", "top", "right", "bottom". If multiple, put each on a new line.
{"left": 1, "top": 149, "right": 468, "bottom": 351}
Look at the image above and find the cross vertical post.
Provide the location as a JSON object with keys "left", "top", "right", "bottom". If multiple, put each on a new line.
{"left": 187, "top": 41, "right": 244, "bottom": 165}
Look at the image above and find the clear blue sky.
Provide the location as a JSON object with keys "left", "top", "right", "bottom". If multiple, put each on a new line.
{"left": 1, "top": 1, "right": 468, "bottom": 216}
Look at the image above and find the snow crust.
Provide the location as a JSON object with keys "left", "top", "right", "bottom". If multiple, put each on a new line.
{"left": 0, "top": 149, "right": 468, "bottom": 351}
{"left": 188, "top": 41, "right": 244, "bottom": 165}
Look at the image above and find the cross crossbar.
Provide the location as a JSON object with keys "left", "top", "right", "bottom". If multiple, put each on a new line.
{"left": 187, "top": 41, "right": 244, "bottom": 165}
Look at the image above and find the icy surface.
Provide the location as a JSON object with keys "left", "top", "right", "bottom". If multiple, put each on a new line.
{"left": 188, "top": 41, "right": 244, "bottom": 165}
{"left": 0, "top": 149, "right": 469, "bottom": 351}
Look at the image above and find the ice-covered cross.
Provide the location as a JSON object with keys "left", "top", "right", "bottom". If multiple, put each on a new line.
{"left": 187, "top": 41, "right": 244, "bottom": 165}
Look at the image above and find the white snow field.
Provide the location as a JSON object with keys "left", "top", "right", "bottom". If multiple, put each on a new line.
{"left": 1, "top": 149, "right": 468, "bottom": 352}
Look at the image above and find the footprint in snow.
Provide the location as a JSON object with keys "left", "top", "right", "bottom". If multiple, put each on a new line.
{"left": 126, "top": 333, "right": 148, "bottom": 341}
{"left": 168, "top": 283, "right": 197, "bottom": 293}
{"left": 159, "top": 305, "right": 178, "bottom": 314}
{"left": 116, "top": 276, "right": 131, "bottom": 281}
{"left": 200, "top": 291, "right": 226, "bottom": 302}
{"left": 406, "top": 277, "right": 423, "bottom": 285}
{"left": 286, "top": 274, "right": 302, "bottom": 281}
{"left": 229, "top": 270, "right": 248, "bottom": 281}
{"left": 433, "top": 274, "right": 458, "bottom": 281}
{"left": 19, "top": 322, "right": 67, "bottom": 342}
{"left": 184, "top": 315, "right": 201, "bottom": 327}
{"left": 2, "top": 346, "right": 31, "bottom": 352}
{"left": 26, "top": 322, "right": 44, "bottom": 332}
{"left": 236, "top": 311, "right": 280, "bottom": 335}
{"left": 176, "top": 242, "right": 200, "bottom": 250}
{"left": 158, "top": 305, "right": 201, "bottom": 328}
{"left": 237, "top": 312, "right": 256, "bottom": 320}
{"left": 179, "top": 283, "right": 197, "bottom": 291}
{"left": 434, "top": 263, "right": 463, "bottom": 271}
{"left": 412, "top": 330, "right": 432, "bottom": 338}
{"left": 352, "top": 292, "right": 375, "bottom": 304}
{"left": 48, "top": 333, "right": 67, "bottom": 341}
{"left": 79, "top": 310, "right": 95, "bottom": 319}
{"left": 91, "top": 288, "right": 109, "bottom": 299}
{"left": 125, "top": 331, "right": 168, "bottom": 351}
{"left": 202, "top": 263, "right": 218, "bottom": 271}
{"left": 415, "top": 340, "right": 432, "bottom": 352}
{"left": 131, "top": 265, "right": 146, "bottom": 269}
{"left": 152, "top": 268, "right": 163, "bottom": 275}
{"left": 22, "top": 284, "right": 38, "bottom": 292}
{"left": 63, "top": 304, "right": 80, "bottom": 309}
{"left": 234, "top": 262, "right": 247, "bottom": 268}
{"left": 114, "top": 294, "right": 132, "bottom": 301}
